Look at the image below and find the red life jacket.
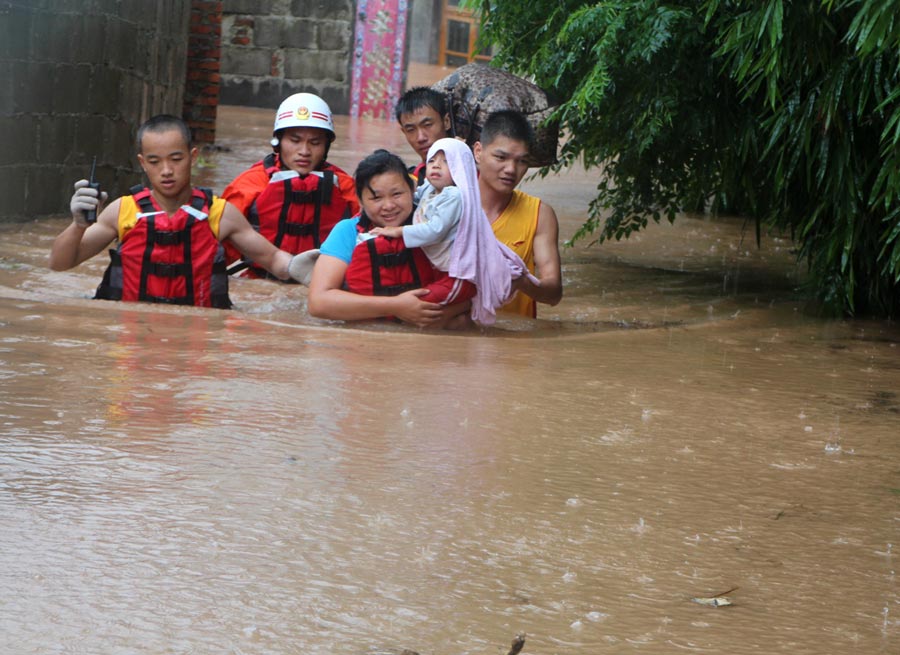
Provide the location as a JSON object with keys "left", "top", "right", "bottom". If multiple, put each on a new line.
{"left": 236, "top": 153, "right": 352, "bottom": 278}
{"left": 409, "top": 161, "right": 427, "bottom": 187}
{"left": 95, "top": 186, "right": 232, "bottom": 309}
{"left": 344, "top": 221, "right": 436, "bottom": 296}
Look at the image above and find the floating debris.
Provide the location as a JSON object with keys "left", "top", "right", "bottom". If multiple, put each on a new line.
{"left": 691, "top": 595, "right": 733, "bottom": 607}
{"left": 692, "top": 586, "right": 737, "bottom": 607}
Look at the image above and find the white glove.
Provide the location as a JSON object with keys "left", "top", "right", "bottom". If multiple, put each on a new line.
{"left": 288, "top": 249, "right": 320, "bottom": 286}
{"left": 69, "top": 179, "right": 107, "bottom": 227}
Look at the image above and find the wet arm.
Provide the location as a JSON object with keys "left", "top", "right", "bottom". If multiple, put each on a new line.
{"left": 218, "top": 202, "right": 291, "bottom": 279}
{"left": 307, "top": 254, "right": 445, "bottom": 327}
{"left": 49, "top": 201, "right": 120, "bottom": 271}
{"left": 515, "top": 202, "right": 562, "bottom": 306}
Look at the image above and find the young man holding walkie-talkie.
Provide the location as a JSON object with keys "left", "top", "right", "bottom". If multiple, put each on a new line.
{"left": 51, "top": 114, "right": 308, "bottom": 307}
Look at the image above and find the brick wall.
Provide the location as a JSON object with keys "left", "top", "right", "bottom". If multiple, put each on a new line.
{"left": 0, "top": 0, "right": 192, "bottom": 222}
{"left": 219, "top": 0, "right": 354, "bottom": 113}
{"left": 183, "top": 0, "right": 223, "bottom": 144}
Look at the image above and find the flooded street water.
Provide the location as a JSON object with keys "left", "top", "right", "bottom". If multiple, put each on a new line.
{"left": 1, "top": 107, "right": 898, "bottom": 654}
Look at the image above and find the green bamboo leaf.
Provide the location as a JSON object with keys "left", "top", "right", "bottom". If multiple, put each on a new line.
{"left": 770, "top": 0, "right": 783, "bottom": 48}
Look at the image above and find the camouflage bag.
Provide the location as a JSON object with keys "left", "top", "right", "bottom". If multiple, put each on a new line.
{"left": 431, "top": 63, "right": 559, "bottom": 167}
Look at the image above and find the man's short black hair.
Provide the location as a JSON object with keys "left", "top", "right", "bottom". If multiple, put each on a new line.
{"left": 394, "top": 86, "right": 449, "bottom": 123}
{"left": 136, "top": 114, "right": 192, "bottom": 153}
{"left": 479, "top": 110, "right": 535, "bottom": 151}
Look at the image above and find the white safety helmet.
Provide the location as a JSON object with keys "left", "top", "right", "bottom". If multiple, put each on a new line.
{"left": 270, "top": 93, "right": 335, "bottom": 147}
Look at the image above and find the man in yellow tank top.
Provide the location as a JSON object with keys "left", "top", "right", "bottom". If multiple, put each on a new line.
{"left": 474, "top": 111, "right": 563, "bottom": 317}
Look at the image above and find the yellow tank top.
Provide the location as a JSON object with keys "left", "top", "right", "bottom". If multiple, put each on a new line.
{"left": 117, "top": 192, "right": 226, "bottom": 241}
{"left": 491, "top": 189, "right": 540, "bottom": 317}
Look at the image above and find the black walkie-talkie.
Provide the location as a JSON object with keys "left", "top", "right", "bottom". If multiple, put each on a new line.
{"left": 85, "top": 156, "right": 101, "bottom": 224}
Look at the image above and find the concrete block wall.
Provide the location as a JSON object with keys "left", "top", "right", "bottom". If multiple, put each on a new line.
{"left": 0, "top": 0, "right": 191, "bottom": 223}
{"left": 220, "top": 0, "right": 354, "bottom": 114}
{"left": 183, "top": 0, "right": 223, "bottom": 144}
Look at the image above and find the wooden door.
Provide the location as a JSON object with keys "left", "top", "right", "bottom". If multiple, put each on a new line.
{"left": 439, "top": 0, "right": 492, "bottom": 67}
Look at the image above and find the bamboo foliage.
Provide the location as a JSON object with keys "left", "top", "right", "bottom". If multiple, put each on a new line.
{"left": 476, "top": 0, "right": 900, "bottom": 315}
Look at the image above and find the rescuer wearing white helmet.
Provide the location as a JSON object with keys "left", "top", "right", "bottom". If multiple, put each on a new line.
{"left": 270, "top": 92, "right": 335, "bottom": 149}
{"left": 222, "top": 92, "right": 359, "bottom": 281}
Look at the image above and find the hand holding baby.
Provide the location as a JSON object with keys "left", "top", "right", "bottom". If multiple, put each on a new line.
{"left": 368, "top": 226, "right": 404, "bottom": 239}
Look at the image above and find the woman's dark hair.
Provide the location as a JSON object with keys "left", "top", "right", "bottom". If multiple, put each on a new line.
{"left": 354, "top": 149, "right": 413, "bottom": 197}
{"left": 353, "top": 150, "right": 415, "bottom": 230}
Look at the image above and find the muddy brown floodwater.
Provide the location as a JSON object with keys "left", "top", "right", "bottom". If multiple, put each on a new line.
{"left": 0, "top": 106, "right": 898, "bottom": 655}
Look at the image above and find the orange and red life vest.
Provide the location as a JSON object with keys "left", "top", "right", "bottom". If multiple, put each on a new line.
{"left": 409, "top": 161, "right": 427, "bottom": 187}
{"left": 95, "top": 186, "right": 231, "bottom": 308}
{"left": 231, "top": 153, "right": 354, "bottom": 278}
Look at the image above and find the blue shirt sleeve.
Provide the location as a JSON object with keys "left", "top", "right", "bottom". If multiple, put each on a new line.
{"left": 319, "top": 217, "right": 360, "bottom": 264}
